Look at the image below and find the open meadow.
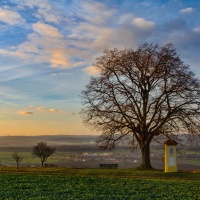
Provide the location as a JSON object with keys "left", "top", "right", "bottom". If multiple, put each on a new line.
{"left": 0, "top": 167, "right": 199, "bottom": 199}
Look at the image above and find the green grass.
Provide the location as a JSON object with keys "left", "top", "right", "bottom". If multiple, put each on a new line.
{"left": 0, "top": 172, "right": 199, "bottom": 199}
{"left": 187, "top": 159, "right": 200, "bottom": 165}
{"left": 0, "top": 167, "right": 199, "bottom": 180}
{"left": 0, "top": 152, "right": 33, "bottom": 164}
{"left": 0, "top": 167, "right": 199, "bottom": 199}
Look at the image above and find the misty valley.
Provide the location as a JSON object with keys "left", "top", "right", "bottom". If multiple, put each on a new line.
{"left": 0, "top": 135, "right": 199, "bottom": 170}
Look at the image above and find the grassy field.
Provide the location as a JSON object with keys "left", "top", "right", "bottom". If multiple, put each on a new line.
{"left": 0, "top": 167, "right": 199, "bottom": 199}
{"left": 0, "top": 152, "right": 69, "bottom": 165}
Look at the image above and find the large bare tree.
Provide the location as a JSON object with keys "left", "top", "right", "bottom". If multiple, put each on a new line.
{"left": 81, "top": 43, "right": 200, "bottom": 169}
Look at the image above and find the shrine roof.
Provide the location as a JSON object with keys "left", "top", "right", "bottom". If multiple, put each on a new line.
{"left": 164, "top": 139, "right": 178, "bottom": 145}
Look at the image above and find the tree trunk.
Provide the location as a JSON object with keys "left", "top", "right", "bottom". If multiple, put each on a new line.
{"left": 41, "top": 161, "right": 44, "bottom": 167}
{"left": 140, "top": 143, "right": 153, "bottom": 169}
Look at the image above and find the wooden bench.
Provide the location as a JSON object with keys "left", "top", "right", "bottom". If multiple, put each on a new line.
{"left": 99, "top": 164, "right": 118, "bottom": 169}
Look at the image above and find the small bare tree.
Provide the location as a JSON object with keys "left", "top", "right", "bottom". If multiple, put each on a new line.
{"left": 12, "top": 152, "right": 23, "bottom": 170}
{"left": 32, "top": 142, "right": 56, "bottom": 167}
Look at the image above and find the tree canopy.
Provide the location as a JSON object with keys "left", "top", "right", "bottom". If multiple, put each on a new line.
{"left": 32, "top": 142, "right": 56, "bottom": 167}
{"left": 81, "top": 43, "right": 200, "bottom": 168}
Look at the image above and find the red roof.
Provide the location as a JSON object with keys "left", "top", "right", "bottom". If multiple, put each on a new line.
{"left": 164, "top": 139, "right": 178, "bottom": 145}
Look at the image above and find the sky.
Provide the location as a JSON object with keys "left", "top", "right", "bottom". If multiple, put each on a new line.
{"left": 0, "top": 0, "right": 200, "bottom": 136}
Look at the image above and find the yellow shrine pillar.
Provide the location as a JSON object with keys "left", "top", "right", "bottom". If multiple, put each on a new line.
{"left": 164, "top": 139, "right": 178, "bottom": 172}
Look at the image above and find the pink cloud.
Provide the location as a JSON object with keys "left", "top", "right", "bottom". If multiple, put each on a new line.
{"left": 18, "top": 111, "right": 33, "bottom": 115}
{"left": 49, "top": 108, "right": 57, "bottom": 113}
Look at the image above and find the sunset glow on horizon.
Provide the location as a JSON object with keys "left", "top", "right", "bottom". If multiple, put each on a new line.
{"left": 0, "top": 0, "right": 200, "bottom": 136}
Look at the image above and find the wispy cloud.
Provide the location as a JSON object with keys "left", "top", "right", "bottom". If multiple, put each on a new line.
{"left": 0, "top": 1, "right": 156, "bottom": 72}
{"left": 84, "top": 65, "right": 100, "bottom": 75}
{"left": 80, "top": 1, "right": 116, "bottom": 25}
{"left": 32, "top": 22, "right": 63, "bottom": 38}
{"left": 118, "top": 14, "right": 134, "bottom": 25}
{"left": 0, "top": 0, "right": 199, "bottom": 75}
{"left": 34, "top": 3, "right": 61, "bottom": 23}
{"left": 28, "top": 105, "right": 35, "bottom": 108}
{"left": 18, "top": 111, "right": 33, "bottom": 115}
{"left": 179, "top": 7, "right": 194, "bottom": 14}
{"left": 36, "top": 107, "right": 46, "bottom": 112}
{"left": 50, "top": 72, "right": 74, "bottom": 76}
{"left": 0, "top": 8, "right": 25, "bottom": 25}
{"left": 49, "top": 108, "right": 57, "bottom": 113}
{"left": 50, "top": 48, "right": 69, "bottom": 68}
{"left": 28, "top": 106, "right": 58, "bottom": 113}
{"left": 0, "top": 25, "right": 72, "bottom": 68}
{"left": 132, "top": 18, "right": 156, "bottom": 29}
{"left": 17, "top": 0, "right": 61, "bottom": 23}
{"left": 193, "top": 27, "right": 200, "bottom": 33}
